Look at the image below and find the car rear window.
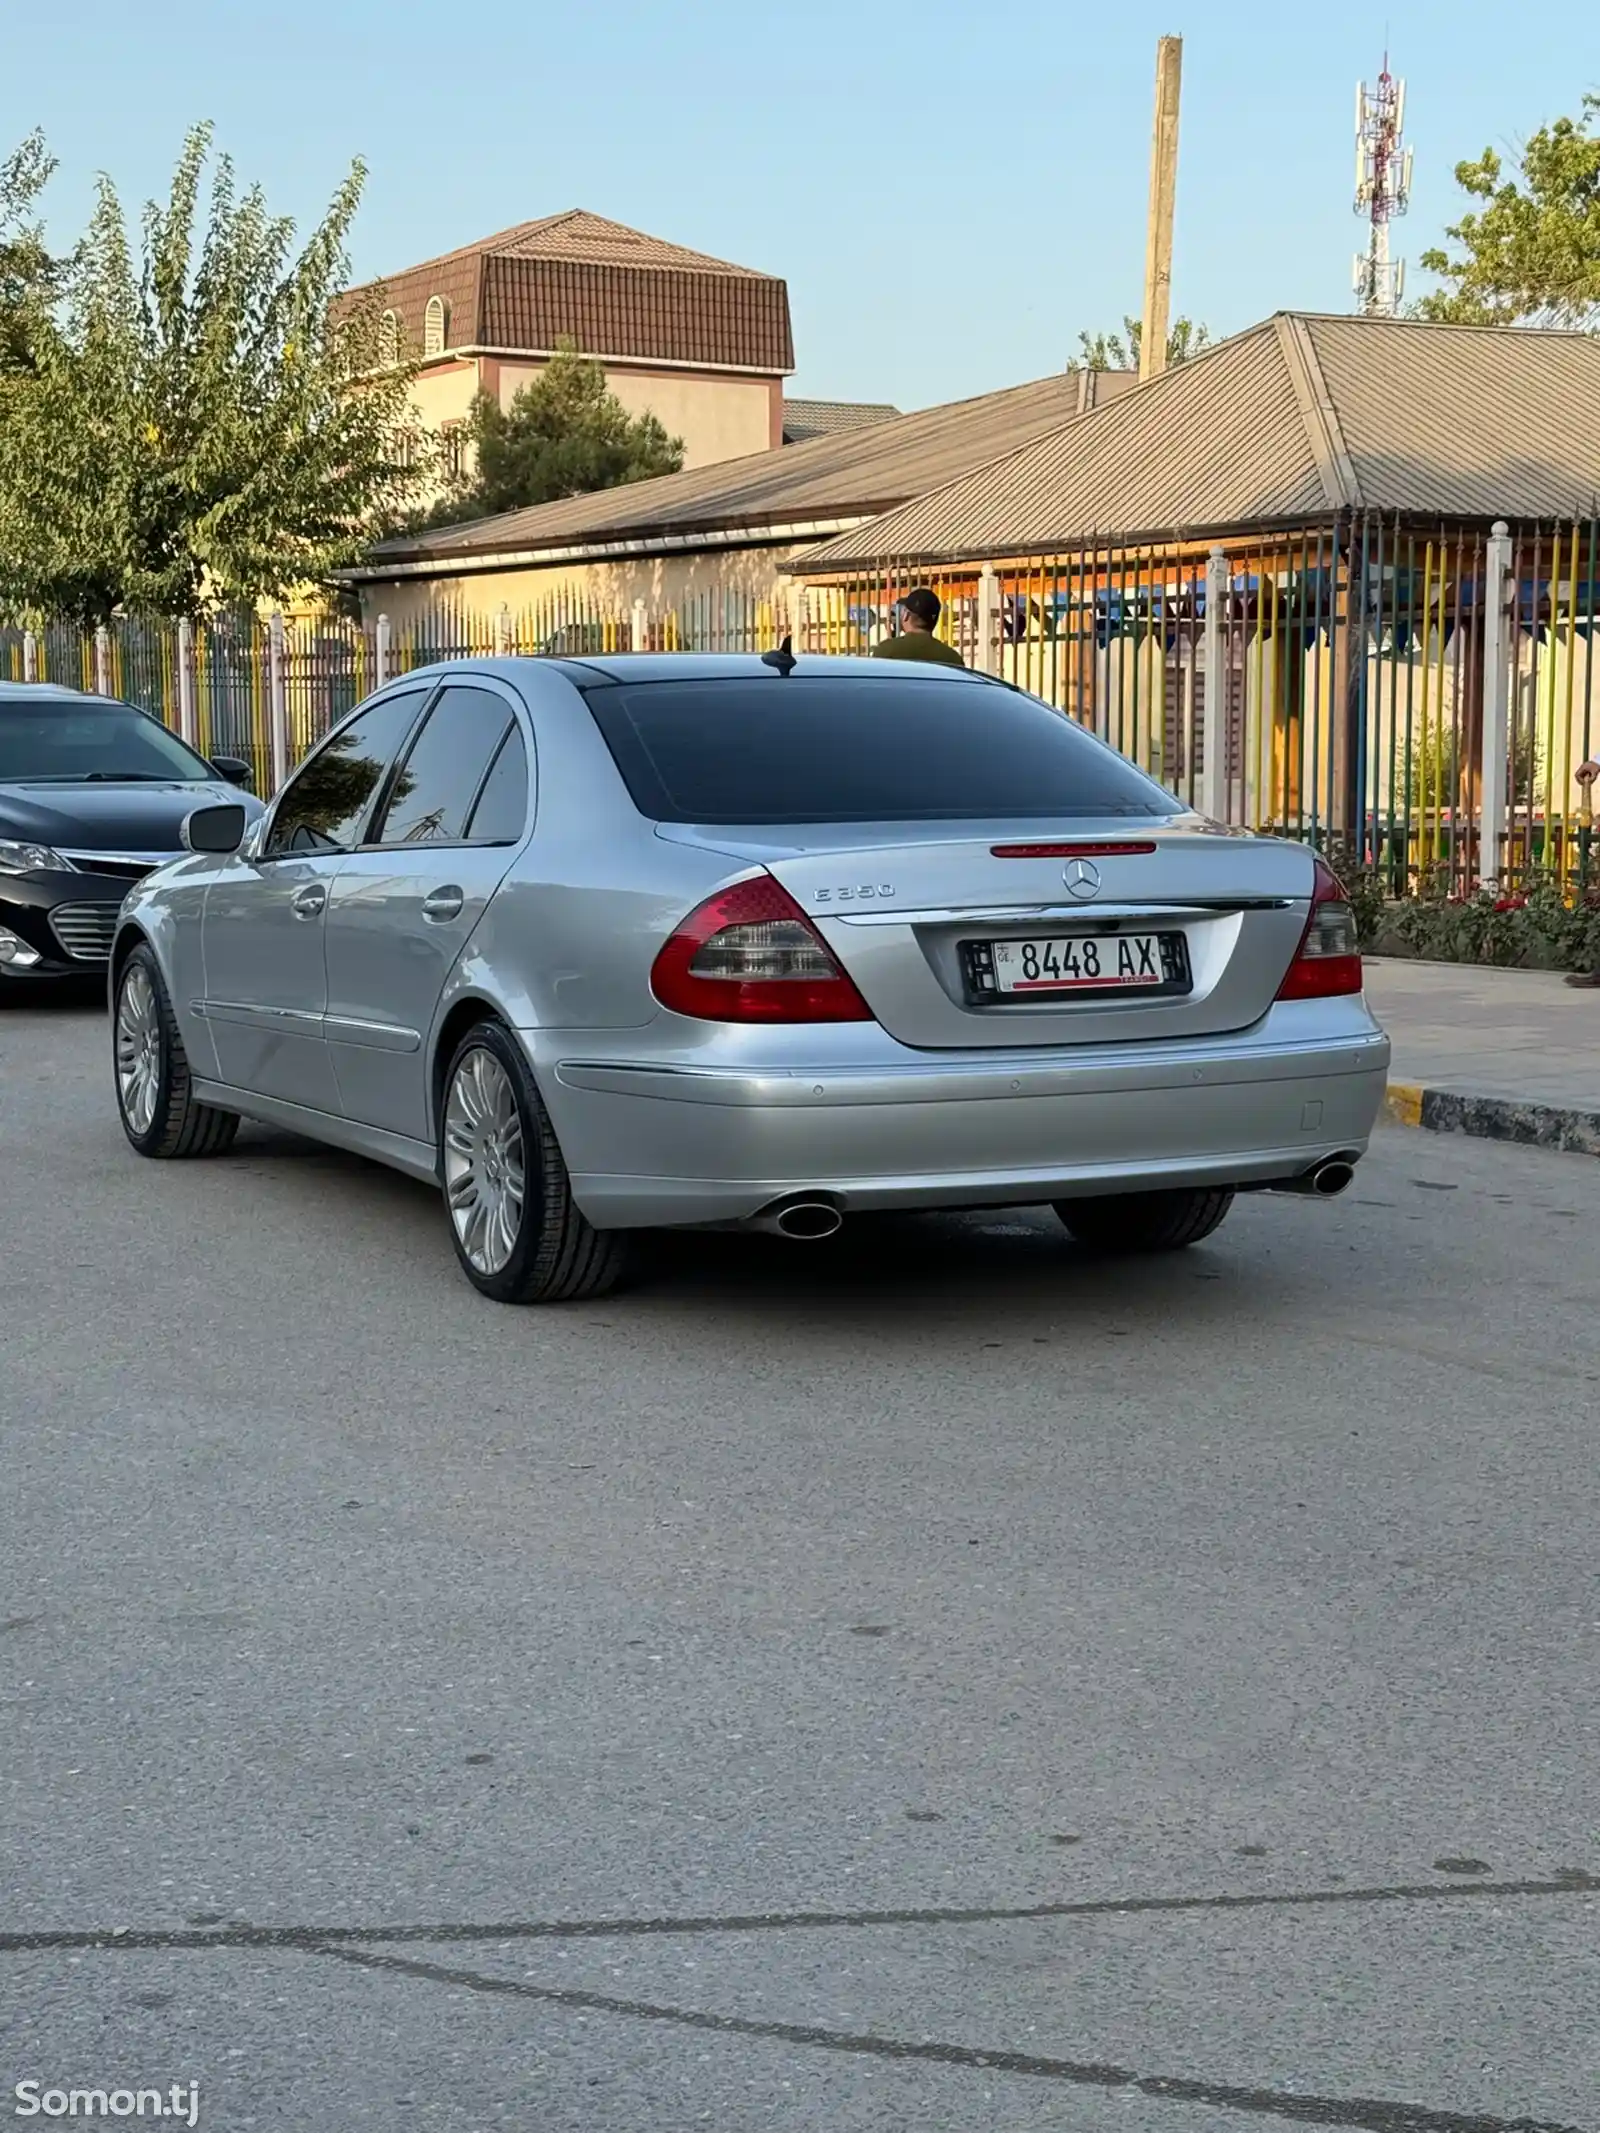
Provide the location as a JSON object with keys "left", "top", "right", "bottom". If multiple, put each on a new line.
{"left": 581, "top": 675, "right": 1174, "bottom": 824}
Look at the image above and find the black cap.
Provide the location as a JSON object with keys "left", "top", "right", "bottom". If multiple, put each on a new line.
{"left": 896, "top": 588, "right": 942, "bottom": 628}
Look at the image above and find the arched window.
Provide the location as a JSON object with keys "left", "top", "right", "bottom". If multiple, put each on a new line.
{"left": 423, "top": 295, "right": 447, "bottom": 359}
{"left": 378, "top": 308, "right": 400, "bottom": 367}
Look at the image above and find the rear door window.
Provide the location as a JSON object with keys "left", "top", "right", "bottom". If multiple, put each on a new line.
{"left": 581, "top": 675, "right": 1173, "bottom": 824}
{"left": 371, "top": 685, "right": 515, "bottom": 847}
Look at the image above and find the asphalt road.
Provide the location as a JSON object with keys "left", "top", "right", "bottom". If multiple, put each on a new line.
{"left": 4, "top": 993, "right": 1599, "bottom": 2133}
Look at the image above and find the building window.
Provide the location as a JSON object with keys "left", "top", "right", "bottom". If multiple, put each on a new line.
{"left": 440, "top": 420, "right": 468, "bottom": 480}
{"left": 423, "top": 295, "right": 448, "bottom": 359}
{"left": 391, "top": 426, "right": 421, "bottom": 470}
{"left": 378, "top": 308, "right": 400, "bottom": 368}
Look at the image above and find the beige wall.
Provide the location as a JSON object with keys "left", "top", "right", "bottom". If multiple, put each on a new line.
{"left": 356, "top": 543, "right": 817, "bottom": 642}
{"left": 404, "top": 356, "right": 780, "bottom": 473}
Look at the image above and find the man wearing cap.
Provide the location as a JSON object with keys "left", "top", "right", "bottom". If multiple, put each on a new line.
{"left": 1564, "top": 757, "right": 1600, "bottom": 988}
{"left": 871, "top": 587, "right": 966, "bottom": 668}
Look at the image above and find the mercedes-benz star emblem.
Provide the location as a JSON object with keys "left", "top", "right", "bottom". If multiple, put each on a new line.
{"left": 1063, "top": 858, "right": 1102, "bottom": 900}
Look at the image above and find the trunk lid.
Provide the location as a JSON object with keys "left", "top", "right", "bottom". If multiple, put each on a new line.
{"left": 657, "top": 817, "right": 1317, "bottom": 1049}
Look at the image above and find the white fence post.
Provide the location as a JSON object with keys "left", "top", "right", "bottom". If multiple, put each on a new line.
{"left": 788, "top": 581, "right": 807, "bottom": 652}
{"left": 631, "top": 598, "right": 649, "bottom": 652}
{"left": 495, "top": 603, "right": 513, "bottom": 656}
{"left": 1200, "top": 545, "right": 1229, "bottom": 823}
{"left": 975, "top": 564, "right": 999, "bottom": 676}
{"left": 93, "top": 626, "right": 111, "bottom": 698}
{"left": 22, "top": 630, "right": 37, "bottom": 683}
{"left": 1478, "top": 520, "right": 1514, "bottom": 888}
{"left": 176, "top": 619, "right": 197, "bottom": 747}
{"left": 375, "top": 613, "right": 392, "bottom": 688}
{"left": 268, "top": 611, "right": 290, "bottom": 794}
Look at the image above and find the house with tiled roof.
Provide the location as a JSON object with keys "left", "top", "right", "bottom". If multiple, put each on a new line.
{"left": 337, "top": 210, "right": 795, "bottom": 479}
{"left": 781, "top": 398, "right": 901, "bottom": 444}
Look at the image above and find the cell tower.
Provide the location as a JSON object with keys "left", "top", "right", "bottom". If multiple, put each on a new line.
{"left": 1353, "top": 57, "right": 1413, "bottom": 315}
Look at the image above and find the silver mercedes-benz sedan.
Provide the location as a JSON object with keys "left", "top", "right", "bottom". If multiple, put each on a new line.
{"left": 110, "top": 653, "right": 1390, "bottom": 1303}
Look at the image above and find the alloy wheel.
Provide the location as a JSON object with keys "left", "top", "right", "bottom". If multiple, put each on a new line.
{"left": 443, "top": 1046, "right": 527, "bottom": 1276}
{"left": 115, "top": 961, "right": 163, "bottom": 1138}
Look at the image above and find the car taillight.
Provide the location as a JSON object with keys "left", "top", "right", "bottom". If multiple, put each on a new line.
{"left": 1276, "top": 856, "right": 1363, "bottom": 1000}
{"left": 651, "top": 873, "right": 874, "bottom": 1023}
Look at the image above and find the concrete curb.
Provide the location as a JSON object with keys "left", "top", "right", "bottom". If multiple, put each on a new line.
{"left": 1385, "top": 1081, "right": 1600, "bottom": 1159}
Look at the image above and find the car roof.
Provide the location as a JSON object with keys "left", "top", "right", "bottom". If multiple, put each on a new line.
{"left": 0, "top": 683, "right": 132, "bottom": 707}
{"left": 394, "top": 653, "right": 995, "bottom": 689}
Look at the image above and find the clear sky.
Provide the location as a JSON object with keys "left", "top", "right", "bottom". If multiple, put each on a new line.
{"left": 10, "top": 0, "right": 1590, "bottom": 412}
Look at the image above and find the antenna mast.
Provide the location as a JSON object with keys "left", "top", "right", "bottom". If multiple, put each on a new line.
{"left": 1353, "top": 55, "right": 1413, "bottom": 315}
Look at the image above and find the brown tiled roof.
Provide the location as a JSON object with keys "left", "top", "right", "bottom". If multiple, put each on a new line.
{"left": 782, "top": 399, "right": 902, "bottom": 443}
{"left": 794, "top": 313, "right": 1600, "bottom": 570}
{"left": 348, "top": 368, "right": 1138, "bottom": 576}
{"left": 337, "top": 210, "right": 792, "bottom": 374}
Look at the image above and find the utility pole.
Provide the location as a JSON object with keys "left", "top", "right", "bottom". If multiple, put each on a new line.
{"left": 1139, "top": 34, "right": 1183, "bottom": 384}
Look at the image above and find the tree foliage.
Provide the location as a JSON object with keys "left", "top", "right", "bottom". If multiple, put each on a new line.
{"left": 0, "top": 130, "right": 62, "bottom": 378}
{"left": 423, "top": 343, "right": 683, "bottom": 528}
{"left": 1073, "top": 316, "right": 1212, "bottom": 371}
{"left": 1415, "top": 94, "right": 1600, "bottom": 327}
{"left": 0, "top": 123, "right": 422, "bottom": 624}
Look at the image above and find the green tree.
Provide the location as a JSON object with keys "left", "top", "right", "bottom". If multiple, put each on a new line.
{"left": 1415, "top": 94, "right": 1600, "bottom": 327}
{"left": 0, "top": 130, "right": 62, "bottom": 378}
{"left": 424, "top": 342, "right": 683, "bottom": 527}
{"left": 1073, "top": 315, "right": 1212, "bottom": 371}
{"left": 0, "top": 123, "right": 421, "bottom": 624}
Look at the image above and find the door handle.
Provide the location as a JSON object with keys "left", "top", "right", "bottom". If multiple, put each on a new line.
{"left": 291, "top": 883, "right": 327, "bottom": 919}
{"left": 422, "top": 886, "right": 465, "bottom": 923}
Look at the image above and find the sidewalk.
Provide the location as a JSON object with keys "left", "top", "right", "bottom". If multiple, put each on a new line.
{"left": 1364, "top": 959, "right": 1600, "bottom": 1157}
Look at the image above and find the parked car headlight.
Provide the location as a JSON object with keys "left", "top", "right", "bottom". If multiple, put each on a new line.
{"left": 0, "top": 840, "right": 76, "bottom": 876}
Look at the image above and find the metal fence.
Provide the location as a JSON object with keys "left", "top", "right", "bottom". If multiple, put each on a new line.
{"left": 4, "top": 514, "right": 1596, "bottom": 894}
{"left": 806, "top": 515, "right": 1600, "bottom": 893}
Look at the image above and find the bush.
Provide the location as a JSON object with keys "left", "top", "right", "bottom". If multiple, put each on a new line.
{"left": 1384, "top": 874, "right": 1600, "bottom": 971}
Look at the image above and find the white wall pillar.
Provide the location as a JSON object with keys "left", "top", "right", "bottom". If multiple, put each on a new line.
{"left": 21, "top": 630, "right": 37, "bottom": 683}
{"left": 176, "top": 619, "right": 197, "bottom": 748}
{"left": 975, "top": 565, "right": 1000, "bottom": 676}
{"left": 1200, "top": 545, "right": 1229, "bottom": 823}
{"left": 631, "top": 598, "right": 649, "bottom": 652}
{"left": 1478, "top": 520, "right": 1514, "bottom": 887}
{"left": 93, "top": 626, "right": 111, "bottom": 698}
{"left": 375, "top": 613, "right": 392, "bottom": 688}
{"left": 267, "top": 612, "right": 290, "bottom": 794}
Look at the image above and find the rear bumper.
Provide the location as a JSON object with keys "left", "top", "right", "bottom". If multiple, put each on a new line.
{"left": 538, "top": 1007, "right": 1392, "bottom": 1228}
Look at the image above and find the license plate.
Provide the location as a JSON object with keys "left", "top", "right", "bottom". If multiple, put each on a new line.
{"left": 977, "top": 931, "right": 1181, "bottom": 995}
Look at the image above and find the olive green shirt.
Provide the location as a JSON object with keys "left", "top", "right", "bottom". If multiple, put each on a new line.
{"left": 870, "top": 629, "right": 966, "bottom": 669}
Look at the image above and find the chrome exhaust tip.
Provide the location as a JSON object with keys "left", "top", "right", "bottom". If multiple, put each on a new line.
{"left": 1268, "top": 1157, "right": 1357, "bottom": 1198}
{"left": 748, "top": 1196, "right": 845, "bottom": 1240}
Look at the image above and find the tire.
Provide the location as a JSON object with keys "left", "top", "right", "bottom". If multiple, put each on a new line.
{"left": 1053, "top": 1186, "right": 1235, "bottom": 1254}
{"left": 113, "top": 944, "right": 239, "bottom": 1159}
{"left": 439, "top": 1019, "right": 634, "bottom": 1304}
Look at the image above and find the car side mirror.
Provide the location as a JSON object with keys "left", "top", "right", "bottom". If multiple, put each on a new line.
{"left": 182, "top": 802, "right": 249, "bottom": 855}
{"left": 211, "top": 754, "right": 253, "bottom": 789}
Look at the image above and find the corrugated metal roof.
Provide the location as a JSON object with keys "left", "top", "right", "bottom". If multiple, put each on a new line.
{"left": 354, "top": 368, "right": 1138, "bottom": 574}
{"left": 335, "top": 211, "right": 791, "bottom": 375}
{"left": 782, "top": 399, "right": 902, "bottom": 443}
{"left": 1300, "top": 313, "right": 1600, "bottom": 519}
{"left": 793, "top": 314, "right": 1600, "bottom": 571}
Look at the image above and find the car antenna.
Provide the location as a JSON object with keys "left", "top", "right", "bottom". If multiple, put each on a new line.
{"left": 760, "top": 635, "right": 797, "bottom": 677}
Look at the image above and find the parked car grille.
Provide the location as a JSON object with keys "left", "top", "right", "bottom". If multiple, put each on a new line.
{"left": 49, "top": 904, "right": 122, "bottom": 962}
{"left": 60, "top": 852, "right": 166, "bottom": 882}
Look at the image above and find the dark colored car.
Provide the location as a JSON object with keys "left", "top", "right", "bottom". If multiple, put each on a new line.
{"left": 0, "top": 684, "right": 262, "bottom": 989}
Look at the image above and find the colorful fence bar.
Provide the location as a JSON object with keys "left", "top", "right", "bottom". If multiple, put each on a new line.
{"left": 3, "top": 513, "right": 1596, "bottom": 893}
